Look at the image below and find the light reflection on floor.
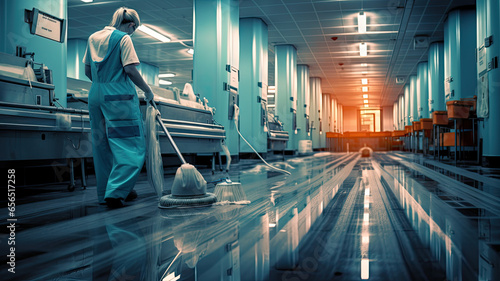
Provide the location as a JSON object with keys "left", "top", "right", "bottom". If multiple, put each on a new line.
{"left": 2, "top": 152, "right": 499, "bottom": 280}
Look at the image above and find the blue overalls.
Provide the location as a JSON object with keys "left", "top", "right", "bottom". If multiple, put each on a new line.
{"left": 88, "top": 30, "right": 145, "bottom": 203}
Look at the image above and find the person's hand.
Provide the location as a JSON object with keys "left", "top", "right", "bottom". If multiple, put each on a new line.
{"left": 144, "top": 90, "right": 154, "bottom": 103}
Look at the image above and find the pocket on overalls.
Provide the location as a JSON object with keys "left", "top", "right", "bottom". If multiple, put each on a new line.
{"left": 104, "top": 94, "right": 139, "bottom": 121}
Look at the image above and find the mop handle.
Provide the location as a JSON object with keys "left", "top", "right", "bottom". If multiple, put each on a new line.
{"left": 150, "top": 101, "right": 187, "bottom": 165}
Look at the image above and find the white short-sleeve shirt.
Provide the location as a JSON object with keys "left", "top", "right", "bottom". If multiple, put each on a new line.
{"left": 83, "top": 26, "right": 139, "bottom": 67}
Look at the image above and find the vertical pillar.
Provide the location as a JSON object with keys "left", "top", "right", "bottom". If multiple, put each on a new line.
{"left": 193, "top": 0, "right": 239, "bottom": 156}
{"left": 397, "top": 95, "right": 400, "bottom": 130}
{"left": 404, "top": 84, "right": 411, "bottom": 126}
{"left": 477, "top": 0, "right": 500, "bottom": 164}
{"left": 1, "top": 0, "right": 67, "bottom": 106}
{"left": 239, "top": 18, "right": 268, "bottom": 154}
{"left": 399, "top": 94, "right": 404, "bottom": 130}
{"left": 67, "top": 39, "right": 88, "bottom": 81}
{"left": 393, "top": 101, "right": 398, "bottom": 130}
{"left": 275, "top": 44, "right": 297, "bottom": 152}
{"left": 310, "top": 77, "right": 322, "bottom": 149}
{"left": 332, "top": 99, "right": 336, "bottom": 133}
{"left": 296, "top": 64, "right": 310, "bottom": 142}
{"left": 137, "top": 63, "right": 159, "bottom": 86}
{"left": 417, "top": 62, "right": 429, "bottom": 119}
{"left": 444, "top": 8, "right": 477, "bottom": 102}
{"left": 321, "top": 94, "right": 330, "bottom": 148}
{"left": 339, "top": 104, "right": 343, "bottom": 133}
{"left": 409, "top": 75, "right": 418, "bottom": 122}
{"left": 332, "top": 98, "right": 338, "bottom": 132}
{"left": 428, "top": 42, "right": 445, "bottom": 113}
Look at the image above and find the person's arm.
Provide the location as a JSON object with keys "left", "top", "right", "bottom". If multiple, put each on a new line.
{"left": 85, "top": 64, "right": 92, "bottom": 81}
{"left": 121, "top": 36, "right": 154, "bottom": 101}
{"left": 124, "top": 64, "right": 151, "bottom": 94}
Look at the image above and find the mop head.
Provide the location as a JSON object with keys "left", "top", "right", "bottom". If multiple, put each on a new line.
{"left": 158, "top": 193, "right": 217, "bottom": 209}
{"left": 214, "top": 179, "right": 250, "bottom": 205}
{"left": 158, "top": 163, "right": 217, "bottom": 208}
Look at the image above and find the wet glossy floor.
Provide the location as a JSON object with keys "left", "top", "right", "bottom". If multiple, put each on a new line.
{"left": 2, "top": 152, "right": 500, "bottom": 280}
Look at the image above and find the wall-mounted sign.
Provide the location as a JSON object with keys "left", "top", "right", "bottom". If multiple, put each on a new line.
{"left": 26, "top": 8, "right": 66, "bottom": 43}
{"left": 478, "top": 44, "right": 487, "bottom": 77}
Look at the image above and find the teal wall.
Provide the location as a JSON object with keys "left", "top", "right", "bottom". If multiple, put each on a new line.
{"left": 1, "top": 0, "right": 67, "bottom": 106}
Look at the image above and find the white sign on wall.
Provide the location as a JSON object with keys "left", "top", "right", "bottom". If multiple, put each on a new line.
{"left": 478, "top": 44, "right": 487, "bottom": 77}
{"left": 35, "top": 13, "right": 61, "bottom": 42}
{"left": 29, "top": 8, "right": 65, "bottom": 43}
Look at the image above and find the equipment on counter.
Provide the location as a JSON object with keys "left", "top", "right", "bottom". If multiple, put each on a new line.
{"left": 0, "top": 51, "right": 89, "bottom": 191}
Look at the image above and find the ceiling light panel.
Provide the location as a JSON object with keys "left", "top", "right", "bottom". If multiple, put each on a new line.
{"left": 137, "top": 25, "right": 170, "bottom": 43}
{"left": 159, "top": 73, "right": 175, "bottom": 78}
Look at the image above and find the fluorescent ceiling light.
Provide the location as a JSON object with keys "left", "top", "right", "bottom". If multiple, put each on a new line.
{"left": 362, "top": 86, "right": 368, "bottom": 92}
{"left": 363, "top": 94, "right": 368, "bottom": 99}
{"left": 358, "top": 12, "right": 366, "bottom": 33}
{"left": 159, "top": 80, "right": 172, "bottom": 85}
{"left": 360, "top": 43, "right": 367, "bottom": 56}
{"left": 362, "top": 71, "right": 368, "bottom": 74}
{"left": 364, "top": 104, "right": 369, "bottom": 108}
{"left": 361, "top": 78, "right": 368, "bottom": 85}
{"left": 159, "top": 73, "right": 175, "bottom": 78}
{"left": 361, "top": 63, "right": 368, "bottom": 67}
{"left": 137, "top": 25, "right": 170, "bottom": 42}
{"left": 364, "top": 100, "right": 369, "bottom": 103}
{"left": 81, "top": 0, "right": 93, "bottom": 2}
{"left": 187, "top": 48, "right": 194, "bottom": 55}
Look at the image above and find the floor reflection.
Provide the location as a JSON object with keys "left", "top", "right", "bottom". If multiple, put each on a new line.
{"left": 5, "top": 152, "right": 500, "bottom": 280}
